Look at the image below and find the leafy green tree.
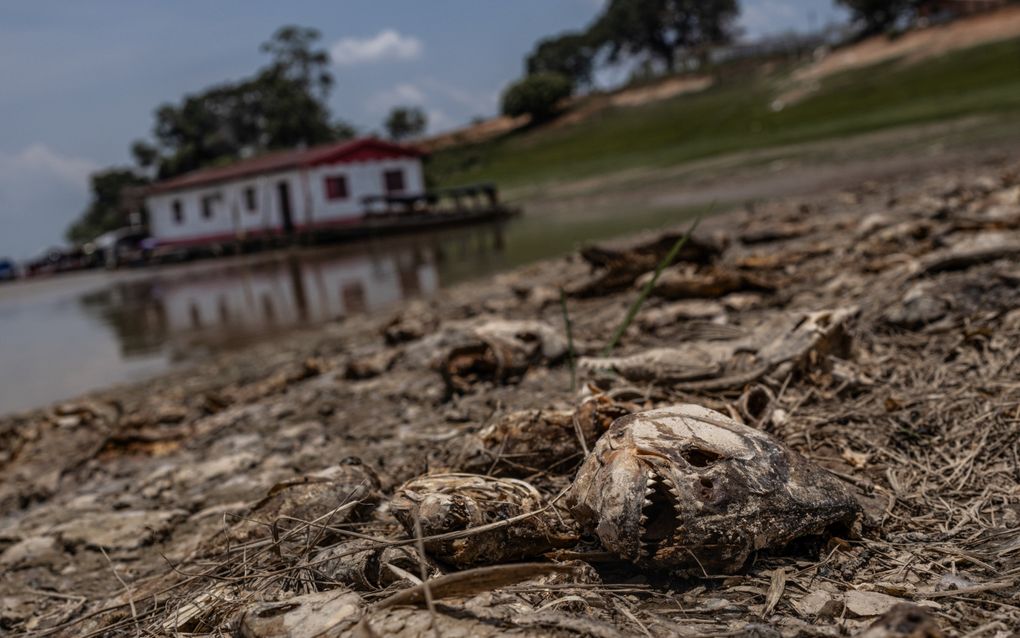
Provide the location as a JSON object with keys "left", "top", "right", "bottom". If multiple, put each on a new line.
{"left": 130, "top": 140, "right": 159, "bottom": 170}
{"left": 589, "top": 0, "right": 739, "bottom": 73}
{"left": 67, "top": 25, "right": 353, "bottom": 242}
{"left": 333, "top": 119, "right": 358, "bottom": 141}
{"left": 526, "top": 31, "right": 596, "bottom": 88}
{"left": 252, "top": 67, "right": 337, "bottom": 150}
{"left": 260, "top": 25, "right": 333, "bottom": 100}
{"left": 143, "top": 25, "right": 340, "bottom": 179}
{"left": 501, "top": 72, "right": 573, "bottom": 122}
{"left": 384, "top": 106, "right": 428, "bottom": 141}
{"left": 65, "top": 169, "right": 149, "bottom": 244}
{"left": 837, "top": 0, "right": 915, "bottom": 36}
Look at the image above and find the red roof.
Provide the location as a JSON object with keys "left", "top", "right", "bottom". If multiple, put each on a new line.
{"left": 148, "top": 137, "right": 423, "bottom": 194}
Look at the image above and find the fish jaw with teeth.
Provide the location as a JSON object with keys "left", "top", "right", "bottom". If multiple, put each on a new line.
{"left": 566, "top": 405, "right": 859, "bottom": 574}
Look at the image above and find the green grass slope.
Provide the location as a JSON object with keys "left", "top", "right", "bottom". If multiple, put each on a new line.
{"left": 430, "top": 37, "right": 1020, "bottom": 190}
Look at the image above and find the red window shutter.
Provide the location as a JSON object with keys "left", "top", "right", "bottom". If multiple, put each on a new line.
{"left": 325, "top": 176, "right": 348, "bottom": 200}
{"left": 384, "top": 169, "right": 405, "bottom": 194}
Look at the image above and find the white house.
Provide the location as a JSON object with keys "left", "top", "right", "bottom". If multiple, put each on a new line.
{"left": 145, "top": 138, "right": 425, "bottom": 247}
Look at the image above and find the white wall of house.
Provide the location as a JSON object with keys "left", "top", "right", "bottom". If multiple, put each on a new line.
{"left": 147, "top": 157, "right": 425, "bottom": 244}
{"left": 305, "top": 157, "right": 425, "bottom": 225}
{"left": 148, "top": 169, "right": 303, "bottom": 244}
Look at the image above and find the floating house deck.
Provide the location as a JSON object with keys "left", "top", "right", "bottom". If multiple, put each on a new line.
{"left": 141, "top": 137, "right": 517, "bottom": 261}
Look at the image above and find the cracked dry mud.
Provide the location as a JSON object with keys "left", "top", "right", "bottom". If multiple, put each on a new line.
{"left": 2, "top": 159, "right": 1020, "bottom": 637}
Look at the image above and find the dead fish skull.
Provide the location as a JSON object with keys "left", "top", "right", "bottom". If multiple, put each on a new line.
{"left": 566, "top": 405, "right": 858, "bottom": 574}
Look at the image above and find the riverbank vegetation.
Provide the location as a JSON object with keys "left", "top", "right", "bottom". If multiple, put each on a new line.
{"left": 429, "top": 35, "right": 1020, "bottom": 191}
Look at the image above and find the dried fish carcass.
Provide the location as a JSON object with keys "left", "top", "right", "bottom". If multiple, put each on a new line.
{"left": 566, "top": 405, "right": 858, "bottom": 574}
{"left": 390, "top": 473, "right": 578, "bottom": 567}
{"left": 225, "top": 460, "right": 381, "bottom": 547}
{"left": 443, "top": 393, "right": 636, "bottom": 477}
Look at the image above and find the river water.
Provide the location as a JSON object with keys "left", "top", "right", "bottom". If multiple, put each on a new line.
{"left": 0, "top": 207, "right": 697, "bottom": 415}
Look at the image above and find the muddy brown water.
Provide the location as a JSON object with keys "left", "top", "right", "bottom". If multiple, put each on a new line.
{"left": 0, "top": 208, "right": 699, "bottom": 416}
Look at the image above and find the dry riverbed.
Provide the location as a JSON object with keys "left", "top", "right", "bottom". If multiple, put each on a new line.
{"left": 1, "top": 158, "right": 1019, "bottom": 637}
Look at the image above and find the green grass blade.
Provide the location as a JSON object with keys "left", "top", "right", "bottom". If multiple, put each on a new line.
{"left": 601, "top": 216, "right": 702, "bottom": 357}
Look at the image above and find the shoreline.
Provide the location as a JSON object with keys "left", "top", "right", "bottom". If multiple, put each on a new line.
{"left": 7, "top": 113, "right": 1020, "bottom": 419}
{"left": 2, "top": 154, "right": 1019, "bottom": 635}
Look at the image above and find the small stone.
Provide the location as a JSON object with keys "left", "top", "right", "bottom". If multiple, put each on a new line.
{"left": 845, "top": 590, "right": 908, "bottom": 618}
{"left": 0, "top": 595, "right": 36, "bottom": 626}
{"left": 55, "top": 415, "right": 82, "bottom": 428}
{"left": 238, "top": 589, "right": 363, "bottom": 637}
{"left": 0, "top": 536, "right": 62, "bottom": 569}
{"left": 792, "top": 590, "right": 838, "bottom": 618}
{"left": 55, "top": 509, "right": 185, "bottom": 549}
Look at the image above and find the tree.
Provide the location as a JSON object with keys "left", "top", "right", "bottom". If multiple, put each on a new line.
{"left": 589, "top": 0, "right": 739, "bottom": 73}
{"left": 130, "top": 140, "right": 159, "bottom": 170}
{"left": 142, "top": 25, "right": 341, "bottom": 180}
{"left": 260, "top": 25, "right": 333, "bottom": 100}
{"left": 501, "top": 72, "right": 573, "bottom": 122}
{"left": 526, "top": 31, "right": 596, "bottom": 88}
{"left": 66, "top": 25, "right": 352, "bottom": 241}
{"left": 333, "top": 119, "right": 358, "bottom": 141}
{"left": 837, "top": 0, "right": 915, "bottom": 37}
{"left": 384, "top": 106, "right": 428, "bottom": 141}
{"left": 65, "top": 169, "right": 149, "bottom": 244}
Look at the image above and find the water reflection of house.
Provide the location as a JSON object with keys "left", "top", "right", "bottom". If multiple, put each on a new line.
{"left": 162, "top": 247, "right": 438, "bottom": 336}
{"left": 77, "top": 224, "right": 505, "bottom": 357}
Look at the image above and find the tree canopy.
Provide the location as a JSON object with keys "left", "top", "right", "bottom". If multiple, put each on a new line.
{"left": 501, "top": 72, "right": 573, "bottom": 122}
{"left": 138, "top": 26, "right": 347, "bottom": 181}
{"left": 837, "top": 0, "right": 916, "bottom": 37}
{"left": 67, "top": 25, "right": 356, "bottom": 244}
{"left": 65, "top": 169, "right": 149, "bottom": 244}
{"left": 526, "top": 31, "right": 597, "bottom": 88}
{"left": 589, "top": 0, "right": 739, "bottom": 72}
{"left": 385, "top": 106, "right": 428, "bottom": 141}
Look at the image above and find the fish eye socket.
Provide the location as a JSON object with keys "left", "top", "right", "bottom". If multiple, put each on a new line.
{"left": 681, "top": 447, "right": 722, "bottom": 467}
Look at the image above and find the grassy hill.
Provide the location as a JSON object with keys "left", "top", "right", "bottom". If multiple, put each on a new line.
{"left": 428, "top": 36, "right": 1020, "bottom": 192}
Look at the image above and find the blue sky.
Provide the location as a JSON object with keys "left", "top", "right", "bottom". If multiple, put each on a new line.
{"left": 0, "top": 0, "right": 845, "bottom": 259}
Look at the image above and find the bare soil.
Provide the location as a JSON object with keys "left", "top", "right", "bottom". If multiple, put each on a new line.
{"left": 804, "top": 4, "right": 1020, "bottom": 80}
{"left": 1, "top": 155, "right": 1019, "bottom": 637}
{"left": 778, "top": 4, "right": 1020, "bottom": 106}
{"left": 420, "top": 76, "right": 715, "bottom": 152}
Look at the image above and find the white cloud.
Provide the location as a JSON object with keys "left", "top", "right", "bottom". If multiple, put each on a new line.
{"left": 331, "top": 29, "right": 423, "bottom": 66}
{"left": 364, "top": 83, "right": 486, "bottom": 135}
{"left": 0, "top": 144, "right": 99, "bottom": 257}
{"left": 7, "top": 144, "right": 97, "bottom": 187}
